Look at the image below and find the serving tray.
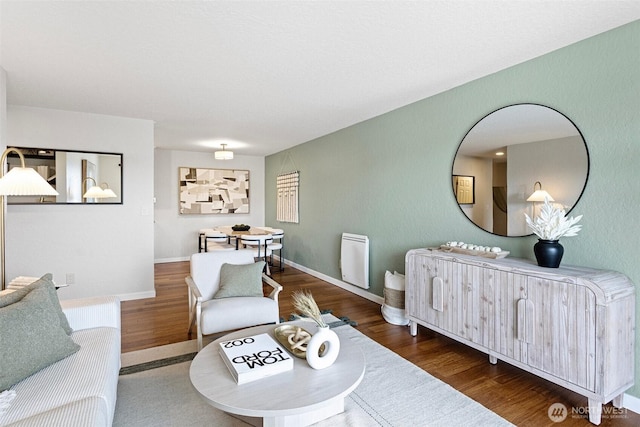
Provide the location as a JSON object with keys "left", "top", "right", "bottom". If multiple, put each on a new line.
{"left": 274, "top": 325, "right": 315, "bottom": 358}
{"left": 437, "top": 245, "right": 510, "bottom": 259}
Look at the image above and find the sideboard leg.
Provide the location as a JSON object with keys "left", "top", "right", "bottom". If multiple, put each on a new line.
{"left": 588, "top": 399, "right": 602, "bottom": 425}
{"left": 489, "top": 355, "right": 497, "bottom": 365}
{"left": 409, "top": 321, "right": 417, "bottom": 336}
{"left": 612, "top": 394, "right": 624, "bottom": 408}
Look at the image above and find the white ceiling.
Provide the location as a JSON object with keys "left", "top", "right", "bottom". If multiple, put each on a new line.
{"left": 1, "top": 1, "right": 639, "bottom": 157}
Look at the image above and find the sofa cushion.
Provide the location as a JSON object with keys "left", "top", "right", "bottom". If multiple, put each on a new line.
{"left": 0, "top": 285, "right": 80, "bottom": 391}
{"left": 214, "top": 261, "right": 265, "bottom": 299}
{"left": 0, "top": 327, "right": 120, "bottom": 426}
{"left": 0, "top": 273, "right": 73, "bottom": 335}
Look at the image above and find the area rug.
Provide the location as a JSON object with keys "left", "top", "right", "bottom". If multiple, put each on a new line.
{"left": 114, "top": 316, "right": 513, "bottom": 426}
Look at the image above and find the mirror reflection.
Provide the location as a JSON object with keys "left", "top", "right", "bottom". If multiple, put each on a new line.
{"left": 6, "top": 148, "right": 123, "bottom": 204}
{"left": 452, "top": 104, "right": 589, "bottom": 237}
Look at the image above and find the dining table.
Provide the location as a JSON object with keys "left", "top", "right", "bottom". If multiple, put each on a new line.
{"left": 214, "top": 226, "right": 271, "bottom": 250}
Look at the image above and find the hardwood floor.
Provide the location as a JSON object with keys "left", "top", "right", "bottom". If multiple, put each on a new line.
{"left": 121, "top": 261, "right": 639, "bottom": 427}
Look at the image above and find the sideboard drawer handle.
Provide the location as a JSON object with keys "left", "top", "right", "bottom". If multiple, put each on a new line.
{"left": 433, "top": 277, "right": 444, "bottom": 312}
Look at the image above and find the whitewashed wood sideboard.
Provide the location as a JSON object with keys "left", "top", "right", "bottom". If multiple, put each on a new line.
{"left": 405, "top": 248, "right": 636, "bottom": 425}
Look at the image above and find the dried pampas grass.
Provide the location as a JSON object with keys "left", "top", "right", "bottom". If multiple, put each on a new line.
{"left": 292, "top": 291, "right": 327, "bottom": 327}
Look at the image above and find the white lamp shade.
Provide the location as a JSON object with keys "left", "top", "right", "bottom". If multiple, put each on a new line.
{"left": 83, "top": 185, "right": 106, "bottom": 198}
{"left": 0, "top": 167, "right": 59, "bottom": 196}
{"left": 527, "top": 190, "right": 554, "bottom": 202}
{"left": 102, "top": 188, "right": 117, "bottom": 198}
{"left": 214, "top": 150, "right": 234, "bottom": 160}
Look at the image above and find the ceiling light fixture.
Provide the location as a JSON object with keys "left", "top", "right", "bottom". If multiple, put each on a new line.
{"left": 214, "top": 144, "right": 234, "bottom": 160}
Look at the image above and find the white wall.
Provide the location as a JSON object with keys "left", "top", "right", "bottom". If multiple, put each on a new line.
{"left": 154, "top": 148, "right": 265, "bottom": 262}
{"left": 6, "top": 106, "right": 155, "bottom": 301}
{"left": 0, "top": 68, "right": 5, "bottom": 150}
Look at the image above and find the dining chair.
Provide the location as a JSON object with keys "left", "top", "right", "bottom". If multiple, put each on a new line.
{"left": 239, "top": 234, "right": 273, "bottom": 274}
{"left": 264, "top": 228, "right": 284, "bottom": 271}
{"left": 204, "top": 230, "right": 235, "bottom": 251}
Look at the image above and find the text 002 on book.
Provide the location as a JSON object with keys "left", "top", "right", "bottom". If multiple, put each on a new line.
{"left": 218, "top": 333, "right": 294, "bottom": 384}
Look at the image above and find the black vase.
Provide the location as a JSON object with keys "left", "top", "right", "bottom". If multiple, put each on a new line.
{"left": 533, "top": 239, "right": 564, "bottom": 268}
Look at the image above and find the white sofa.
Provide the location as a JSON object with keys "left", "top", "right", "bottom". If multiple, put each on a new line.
{"left": 1, "top": 296, "right": 121, "bottom": 427}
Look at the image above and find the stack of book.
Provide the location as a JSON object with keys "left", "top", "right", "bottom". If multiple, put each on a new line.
{"left": 218, "top": 333, "right": 294, "bottom": 384}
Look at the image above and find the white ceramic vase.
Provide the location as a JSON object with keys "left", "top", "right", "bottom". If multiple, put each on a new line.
{"left": 305, "top": 325, "right": 340, "bottom": 370}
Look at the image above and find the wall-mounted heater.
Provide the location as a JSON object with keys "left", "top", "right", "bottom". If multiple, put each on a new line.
{"left": 340, "top": 233, "right": 369, "bottom": 289}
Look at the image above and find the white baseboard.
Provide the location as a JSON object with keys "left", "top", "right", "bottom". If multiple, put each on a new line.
{"left": 283, "top": 258, "right": 384, "bottom": 305}
{"left": 115, "top": 290, "right": 156, "bottom": 301}
{"left": 155, "top": 256, "right": 189, "bottom": 264}
{"left": 624, "top": 392, "right": 640, "bottom": 415}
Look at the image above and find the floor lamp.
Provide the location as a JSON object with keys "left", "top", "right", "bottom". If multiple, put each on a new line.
{"left": 0, "top": 147, "right": 59, "bottom": 290}
{"left": 82, "top": 177, "right": 117, "bottom": 200}
{"left": 526, "top": 181, "right": 554, "bottom": 218}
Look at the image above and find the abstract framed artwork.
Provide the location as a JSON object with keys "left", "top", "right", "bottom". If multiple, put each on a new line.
{"left": 179, "top": 167, "right": 249, "bottom": 214}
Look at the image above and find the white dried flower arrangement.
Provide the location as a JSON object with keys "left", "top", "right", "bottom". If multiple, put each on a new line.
{"left": 292, "top": 291, "right": 327, "bottom": 328}
{"left": 524, "top": 196, "right": 583, "bottom": 240}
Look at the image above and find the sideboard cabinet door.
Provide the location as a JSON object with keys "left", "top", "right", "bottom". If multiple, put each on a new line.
{"left": 406, "top": 254, "right": 447, "bottom": 333}
{"left": 526, "top": 277, "right": 598, "bottom": 391}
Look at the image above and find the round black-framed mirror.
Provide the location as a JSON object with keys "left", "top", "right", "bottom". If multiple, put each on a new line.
{"left": 451, "top": 104, "right": 589, "bottom": 237}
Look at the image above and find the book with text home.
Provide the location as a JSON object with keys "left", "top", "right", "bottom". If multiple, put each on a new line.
{"left": 218, "top": 333, "right": 293, "bottom": 384}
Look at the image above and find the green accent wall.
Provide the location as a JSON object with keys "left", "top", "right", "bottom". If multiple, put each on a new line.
{"left": 266, "top": 21, "right": 639, "bottom": 397}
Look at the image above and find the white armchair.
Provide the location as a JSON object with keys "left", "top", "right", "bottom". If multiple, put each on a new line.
{"left": 186, "top": 250, "right": 282, "bottom": 350}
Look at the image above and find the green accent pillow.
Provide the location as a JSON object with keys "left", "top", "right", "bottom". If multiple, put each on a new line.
{"left": 214, "top": 261, "right": 265, "bottom": 299}
{"left": 0, "top": 285, "right": 80, "bottom": 391}
{"left": 0, "top": 274, "right": 72, "bottom": 335}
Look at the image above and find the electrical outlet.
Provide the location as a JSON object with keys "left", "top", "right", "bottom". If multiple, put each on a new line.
{"left": 66, "top": 273, "right": 75, "bottom": 285}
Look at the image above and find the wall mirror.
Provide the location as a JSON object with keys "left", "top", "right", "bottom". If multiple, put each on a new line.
{"left": 451, "top": 104, "right": 589, "bottom": 237}
{"left": 6, "top": 148, "right": 123, "bottom": 204}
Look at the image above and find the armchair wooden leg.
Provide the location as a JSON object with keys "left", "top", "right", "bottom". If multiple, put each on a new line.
{"left": 196, "top": 303, "right": 203, "bottom": 351}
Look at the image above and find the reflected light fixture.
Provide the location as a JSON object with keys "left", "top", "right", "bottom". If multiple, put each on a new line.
{"left": 0, "top": 147, "right": 59, "bottom": 289}
{"left": 526, "top": 181, "right": 554, "bottom": 202}
{"left": 214, "top": 144, "right": 234, "bottom": 160}
{"left": 100, "top": 183, "right": 117, "bottom": 198}
{"left": 82, "top": 177, "right": 117, "bottom": 199}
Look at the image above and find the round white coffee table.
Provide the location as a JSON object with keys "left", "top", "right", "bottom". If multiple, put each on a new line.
{"left": 189, "top": 321, "right": 365, "bottom": 427}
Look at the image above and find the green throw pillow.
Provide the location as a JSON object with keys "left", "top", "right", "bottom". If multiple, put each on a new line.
{"left": 0, "top": 274, "right": 72, "bottom": 335}
{"left": 0, "top": 285, "right": 80, "bottom": 391}
{"left": 214, "top": 261, "right": 265, "bottom": 299}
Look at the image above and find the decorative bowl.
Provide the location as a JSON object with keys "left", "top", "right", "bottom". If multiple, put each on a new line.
{"left": 231, "top": 225, "right": 250, "bottom": 231}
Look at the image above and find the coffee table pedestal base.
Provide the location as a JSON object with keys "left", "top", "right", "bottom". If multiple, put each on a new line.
{"left": 231, "top": 397, "right": 345, "bottom": 427}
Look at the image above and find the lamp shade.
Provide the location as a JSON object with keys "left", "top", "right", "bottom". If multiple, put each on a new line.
{"left": 83, "top": 185, "right": 104, "bottom": 198}
{"left": 214, "top": 143, "right": 234, "bottom": 160}
{"left": 214, "top": 150, "right": 233, "bottom": 160}
{"left": 0, "top": 167, "right": 59, "bottom": 196}
{"left": 527, "top": 190, "right": 554, "bottom": 202}
{"left": 102, "top": 188, "right": 117, "bottom": 198}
